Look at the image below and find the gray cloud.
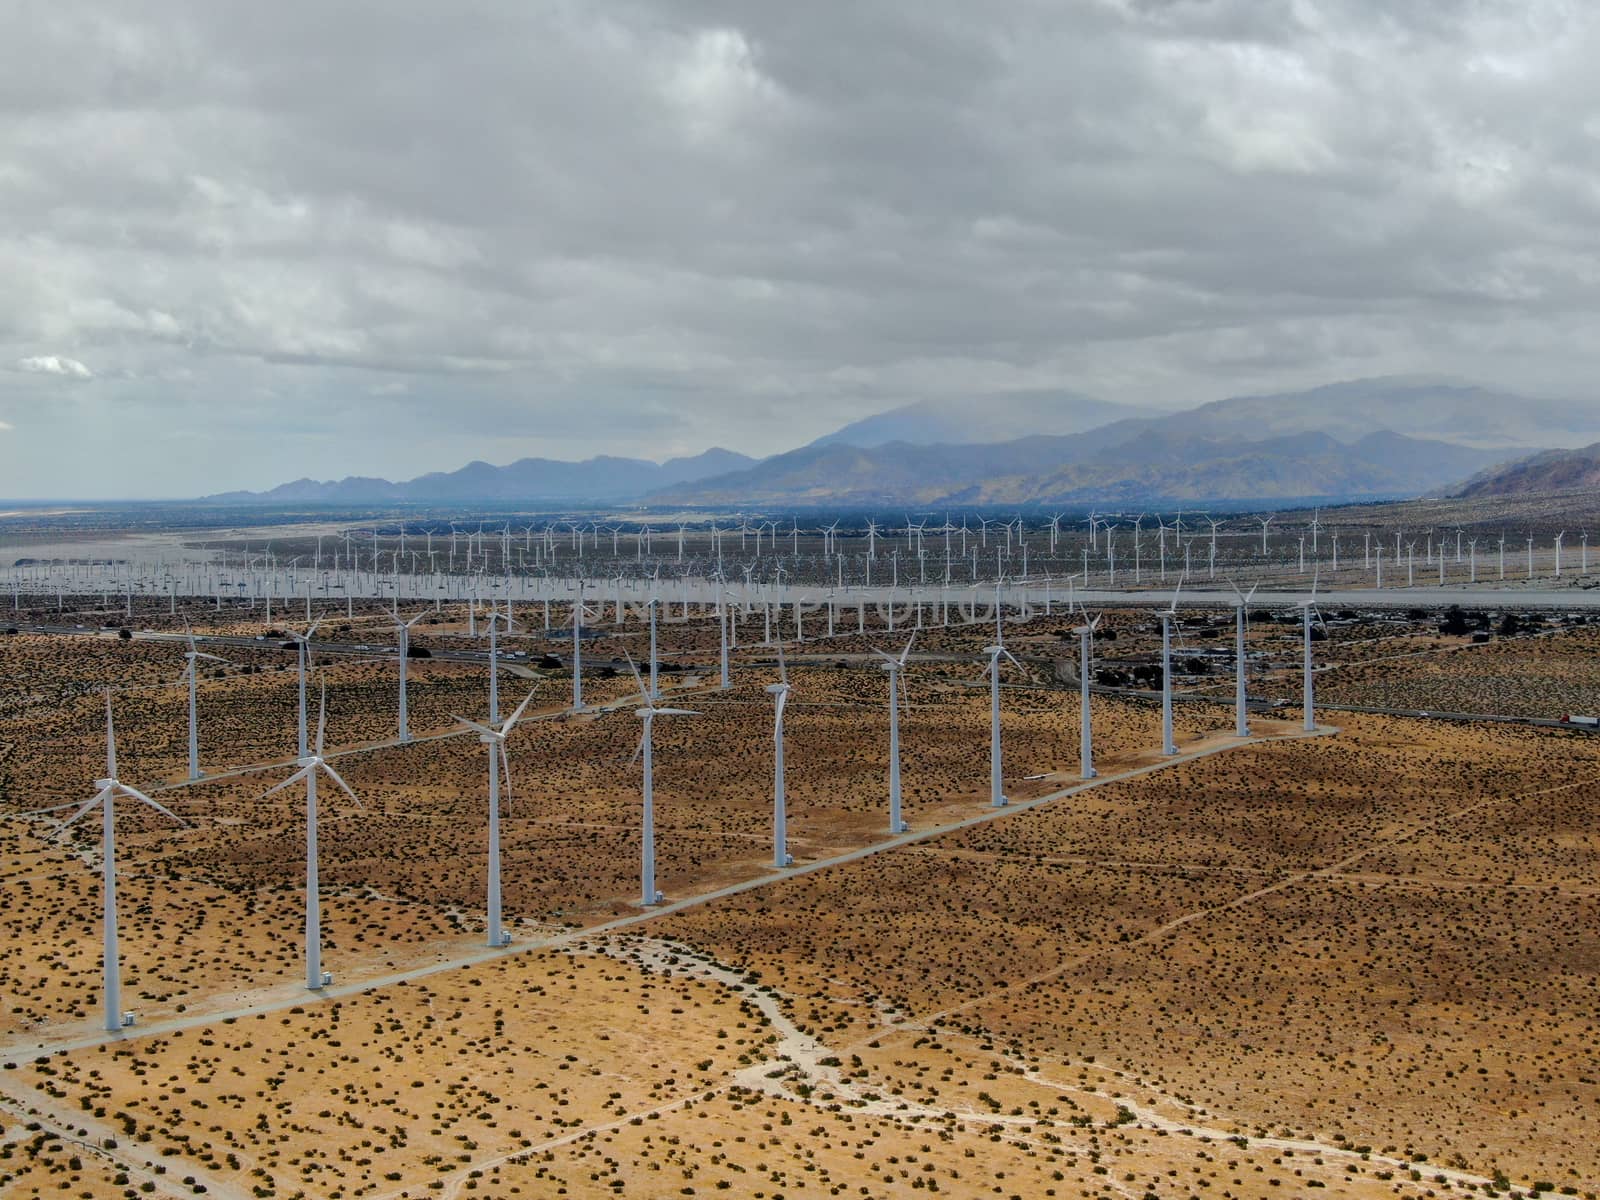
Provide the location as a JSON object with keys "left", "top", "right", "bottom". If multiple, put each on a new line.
{"left": 1, "top": 0, "right": 1598, "bottom": 496}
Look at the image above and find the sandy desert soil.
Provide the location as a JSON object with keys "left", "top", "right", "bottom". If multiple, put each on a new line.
{"left": 1, "top": 617, "right": 1596, "bottom": 1199}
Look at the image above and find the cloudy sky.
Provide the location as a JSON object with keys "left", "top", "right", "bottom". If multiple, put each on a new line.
{"left": 2, "top": 0, "right": 1597, "bottom": 497}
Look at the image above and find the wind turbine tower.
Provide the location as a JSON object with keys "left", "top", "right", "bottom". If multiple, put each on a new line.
{"left": 56, "top": 694, "right": 186, "bottom": 1032}
{"left": 766, "top": 650, "right": 794, "bottom": 867}
{"left": 261, "top": 684, "right": 364, "bottom": 990}
{"left": 983, "top": 644, "right": 1020, "bottom": 806}
{"left": 1229, "top": 583, "right": 1257, "bottom": 737}
{"left": 181, "top": 623, "right": 229, "bottom": 780}
{"left": 453, "top": 689, "right": 538, "bottom": 947}
{"left": 1072, "top": 614, "right": 1099, "bottom": 780}
{"left": 875, "top": 635, "right": 915, "bottom": 832}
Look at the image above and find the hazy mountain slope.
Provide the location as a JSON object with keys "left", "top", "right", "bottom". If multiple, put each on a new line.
{"left": 1160, "top": 377, "right": 1597, "bottom": 450}
{"left": 655, "top": 430, "right": 1507, "bottom": 506}
{"left": 1455, "top": 443, "right": 1600, "bottom": 497}
{"left": 810, "top": 390, "right": 1148, "bottom": 448}
{"left": 203, "top": 448, "right": 756, "bottom": 504}
{"left": 987, "top": 431, "right": 1506, "bottom": 504}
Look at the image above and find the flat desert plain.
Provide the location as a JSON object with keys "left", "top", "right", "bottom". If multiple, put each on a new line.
{"left": 1, "top": 614, "right": 1596, "bottom": 1199}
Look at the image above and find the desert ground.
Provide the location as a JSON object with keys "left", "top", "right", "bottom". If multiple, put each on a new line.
{"left": 1, "top": 594, "right": 1596, "bottom": 1199}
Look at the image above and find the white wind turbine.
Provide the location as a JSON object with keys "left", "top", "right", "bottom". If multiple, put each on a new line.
{"left": 180, "top": 622, "right": 229, "bottom": 781}
{"left": 55, "top": 693, "right": 186, "bottom": 1032}
{"left": 874, "top": 634, "right": 915, "bottom": 833}
{"left": 260, "top": 683, "right": 364, "bottom": 990}
{"left": 1296, "top": 576, "right": 1325, "bottom": 733}
{"left": 568, "top": 586, "right": 590, "bottom": 711}
{"left": 1072, "top": 611, "right": 1100, "bottom": 780}
{"left": 1227, "top": 582, "right": 1258, "bottom": 737}
{"left": 716, "top": 579, "right": 733, "bottom": 690}
{"left": 982, "top": 641, "right": 1022, "bottom": 807}
{"left": 286, "top": 620, "right": 322, "bottom": 759}
{"left": 388, "top": 610, "right": 427, "bottom": 742}
{"left": 453, "top": 688, "right": 538, "bottom": 947}
{"left": 1158, "top": 577, "right": 1185, "bottom": 756}
{"left": 624, "top": 654, "right": 696, "bottom": 905}
{"left": 766, "top": 647, "right": 794, "bottom": 867}
{"left": 647, "top": 594, "right": 661, "bottom": 700}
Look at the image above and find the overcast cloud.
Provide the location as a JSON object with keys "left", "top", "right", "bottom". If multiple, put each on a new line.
{"left": 2, "top": 0, "right": 1597, "bottom": 497}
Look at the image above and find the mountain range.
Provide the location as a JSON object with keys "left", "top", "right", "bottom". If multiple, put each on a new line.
{"left": 204, "top": 377, "right": 1599, "bottom": 508}
{"left": 650, "top": 429, "right": 1506, "bottom": 507}
{"left": 807, "top": 390, "right": 1146, "bottom": 449}
{"left": 204, "top": 447, "right": 755, "bottom": 505}
{"left": 1454, "top": 442, "right": 1600, "bottom": 498}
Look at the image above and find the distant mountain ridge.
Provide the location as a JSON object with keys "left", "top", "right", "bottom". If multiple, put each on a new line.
{"left": 207, "top": 376, "right": 1590, "bottom": 506}
{"left": 652, "top": 428, "right": 1509, "bottom": 507}
{"left": 1155, "top": 376, "right": 1596, "bottom": 451}
{"left": 1454, "top": 442, "right": 1600, "bottom": 498}
{"left": 203, "top": 447, "right": 755, "bottom": 504}
{"left": 810, "top": 390, "right": 1147, "bottom": 449}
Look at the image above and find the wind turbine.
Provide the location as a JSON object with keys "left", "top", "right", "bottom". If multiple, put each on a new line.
{"left": 624, "top": 654, "right": 696, "bottom": 905}
{"left": 874, "top": 634, "right": 915, "bottom": 832}
{"left": 388, "top": 610, "right": 427, "bottom": 743}
{"left": 1158, "top": 578, "right": 1184, "bottom": 756}
{"left": 453, "top": 688, "right": 538, "bottom": 947}
{"left": 767, "top": 648, "right": 794, "bottom": 867}
{"left": 569, "top": 586, "right": 589, "bottom": 712}
{"left": 180, "top": 622, "right": 229, "bottom": 781}
{"left": 648, "top": 594, "right": 661, "bottom": 700}
{"left": 260, "top": 683, "right": 364, "bottom": 990}
{"left": 1227, "top": 582, "right": 1258, "bottom": 737}
{"left": 717, "top": 580, "right": 732, "bottom": 690}
{"left": 286, "top": 620, "right": 322, "bottom": 759}
{"left": 1071, "top": 611, "right": 1099, "bottom": 780}
{"left": 55, "top": 693, "right": 186, "bottom": 1032}
{"left": 1296, "top": 577, "right": 1325, "bottom": 733}
{"left": 982, "top": 642, "right": 1021, "bottom": 807}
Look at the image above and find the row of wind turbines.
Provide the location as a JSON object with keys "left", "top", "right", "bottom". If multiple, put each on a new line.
{"left": 49, "top": 574, "right": 1322, "bottom": 1034}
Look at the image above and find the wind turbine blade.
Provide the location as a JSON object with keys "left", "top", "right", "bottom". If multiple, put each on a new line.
{"left": 104, "top": 692, "right": 117, "bottom": 780}
{"left": 261, "top": 767, "right": 312, "bottom": 800}
{"left": 1002, "top": 648, "right": 1022, "bottom": 669}
{"left": 316, "top": 681, "right": 328, "bottom": 756}
{"left": 899, "top": 632, "right": 916, "bottom": 665}
{"left": 195, "top": 652, "right": 230, "bottom": 664}
{"left": 498, "top": 742, "right": 513, "bottom": 810}
{"left": 117, "top": 785, "right": 186, "bottom": 826}
{"left": 654, "top": 707, "right": 699, "bottom": 716}
{"left": 452, "top": 714, "right": 500, "bottom": 739}
{"left": 774, "top": 689, "right": 789, "bottom": 722}
{"left": 54, "top": 788, "right": 112, "bottom": 836}
{"left": 871, "top": 648, "right": 898, "bottom": 664}
{"left": 318, "top": 761, "right": 364, "bottom": 810}
{"left": 622, "top": 652, "right": 647, "bottom": 703}
{"left": 777, "top": 644, "right": 788, "bottom": 687}
{"left": 628, "top": 729, "right": 645, "bottom": 767}
{"left": 502, "top": 687, "right": 539, "bottom": 734}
